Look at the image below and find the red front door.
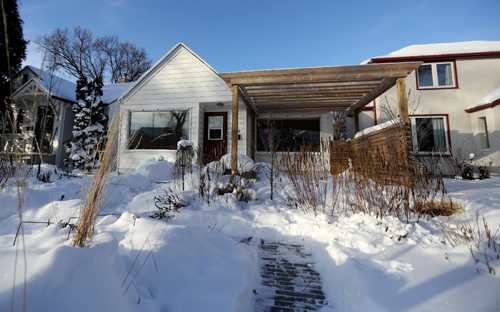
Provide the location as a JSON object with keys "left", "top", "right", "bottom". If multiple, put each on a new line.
{"left": 203, "top": 112, "right": 227, "bottom": 163}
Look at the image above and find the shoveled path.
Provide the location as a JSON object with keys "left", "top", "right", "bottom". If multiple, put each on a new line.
{"left": 253, "top": 240, "right": 328, "bottom": 312}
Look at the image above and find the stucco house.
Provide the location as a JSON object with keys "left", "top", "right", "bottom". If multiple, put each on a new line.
{"left": 363, "top": 41, "right": 500, "bottom": 174}
{"left": 2, "top": 66, "right": 131, "bottom": 167}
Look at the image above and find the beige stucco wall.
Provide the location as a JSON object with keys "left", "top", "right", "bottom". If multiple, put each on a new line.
{"left": 371, "top": 57, "right": 500, "bottom": 174}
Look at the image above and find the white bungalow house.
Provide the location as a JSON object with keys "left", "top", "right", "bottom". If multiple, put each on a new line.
{"left": 117, "top": 43, "right": 419, "bottom": 173}
{"left": 3, "top": 66, "right": 131, "bottom": 167}
{"left": 364, "top": 41, "right": 500, "bottom": 174}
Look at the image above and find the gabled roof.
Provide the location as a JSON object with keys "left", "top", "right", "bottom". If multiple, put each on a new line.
{"left": 118, "top": 43, "right": 220, "bottom": 102}
{"left": 25, "top": 66, "right": 77, "bottom": 102}
{"left": 368, "top": 41, "right": 500, "bottom": 63}
{"left": 12, "top": 66, "right": 132, "bottom": 104}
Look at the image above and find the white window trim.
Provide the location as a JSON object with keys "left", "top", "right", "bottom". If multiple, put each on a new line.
{"left": 417, "top": 62, "right": 456, "bottom": 89}
{"left": 410, "top": 115, "right": 450, "bottom": 155}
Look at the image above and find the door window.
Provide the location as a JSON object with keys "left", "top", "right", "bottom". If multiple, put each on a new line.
{"left": 208, "top": 116, "right": 223, "bottom": 140}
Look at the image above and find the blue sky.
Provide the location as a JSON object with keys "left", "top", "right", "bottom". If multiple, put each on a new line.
{"left": 21, "top": 0, "right": 500, "bottom": 73}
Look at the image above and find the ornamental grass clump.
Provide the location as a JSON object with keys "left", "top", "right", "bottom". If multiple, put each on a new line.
{"left": 73, "top": 113, "right": 120, "bottom": 247}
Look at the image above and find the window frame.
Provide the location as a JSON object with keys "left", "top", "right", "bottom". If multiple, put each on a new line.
{"left": 127, "top": 109, "right": 191, "bottom": 151}
{"left": 478, "top": 116, "right": 490, "bottom": 149}
{"left": 416, "top": 61, "right": 458, "bottom": 90}
{"left": 410, "top": 114, "right": 451, "bottom": 155}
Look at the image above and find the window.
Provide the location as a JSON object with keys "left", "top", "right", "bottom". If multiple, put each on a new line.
{"left": 128, "top": 110, "right": 190, "bottom": 149}
{"left": 478, "top": 117, "right": 490, "bottom": 149}
{"left": 257, "top": 119, "right": 320, "bottom": 152}
{"left": 208, "top": 116, "right": 223, "bottom": 140}
{"left": 417, "top": 62, "right": 456, "bottom": 89}
{"left": 410, "top": 116, "right": 449, "bottom": 153}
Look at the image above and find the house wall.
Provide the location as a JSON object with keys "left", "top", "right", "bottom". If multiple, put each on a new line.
{"left": 468, "top": 107, "right": 500, "bottom": 174}
{"left": 55, "top": 103, "right": 74, "bottom": 168}
{"left": 118, "top": 46, "right": 232, "bottom": 173}
{"left": 371, "top": 57, "right": 500, "bottom": 174}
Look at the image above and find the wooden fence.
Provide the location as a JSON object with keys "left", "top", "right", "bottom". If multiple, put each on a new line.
{"left": 330, "top": 123, "right": 412, "bottom": 184}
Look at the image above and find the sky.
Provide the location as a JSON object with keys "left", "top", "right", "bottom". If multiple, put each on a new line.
{"left": 20, "top": 0, "right": 500, "bottom": 74}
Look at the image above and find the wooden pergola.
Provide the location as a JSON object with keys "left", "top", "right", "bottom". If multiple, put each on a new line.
{"left": 220, "top": 62, "right": 421, "bottom": 171}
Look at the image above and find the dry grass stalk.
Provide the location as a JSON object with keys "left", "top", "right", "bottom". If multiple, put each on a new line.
{"left": 73, "top": 112, "right": 121, "bottom": 247}
{"left": 281, "top": 140, "right": 330, "bottom": 215}
{"left": 330, "top": 123, "right": 454, "bottom": 220}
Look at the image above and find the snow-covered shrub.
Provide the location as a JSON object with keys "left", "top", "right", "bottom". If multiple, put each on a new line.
{"left": 151, "top": 188, "right": 187, "bottom": 220}
{"left": 37, "top": 171, "right": 51, "bottom": 183}
{"left": 65, "top": 76, "right": 108, "bottom": 172}
{"left": 214, "top": 174, "right": 255, "bottom": 202}
{"left": 478, "top": 165, "right": 489, "bottom": 180}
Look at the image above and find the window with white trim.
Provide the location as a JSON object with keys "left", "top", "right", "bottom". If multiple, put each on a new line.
{"left": 417, "top": 62, "right": 456, "bottom": 88}
{"left": 128, "top": 110, "right": 190, "bottom": 150}
{"left": 410, "top": 115, "right": 449, "bottom": 153}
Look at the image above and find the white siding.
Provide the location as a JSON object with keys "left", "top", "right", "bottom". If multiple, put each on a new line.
{"left": 118, "top": 46, "right": 232, "bottom": 172}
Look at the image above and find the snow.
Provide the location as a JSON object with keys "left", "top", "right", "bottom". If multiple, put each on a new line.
{"left": 177, "top": 139, "right": 193, "bottom": 149}
{"left": 354, "top": 118, "right": 398, "bottom": 138}
{"left": 0, "top": 161, "right": 499, "bottom": 311}
{"left": 467, "top": 85, "right": 500, "bottom": 110}
{"left": 372, "top": 41, "right": 500, "bottom": 59}
{"left": 23, "top": 66, "right": 133, "bottom": 104}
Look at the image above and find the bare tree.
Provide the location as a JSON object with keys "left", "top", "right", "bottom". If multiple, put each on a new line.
{"left": 258, "top": 118, "right": 281, "bottom": 200}
{"left": 36, "top": 26, "right": 151, "bottom": 83}
{"left": 37, "top": 26, "right": 107, "bottom": 80}
{"left": 98, "top": 36, "right": 151, "bottom": 83}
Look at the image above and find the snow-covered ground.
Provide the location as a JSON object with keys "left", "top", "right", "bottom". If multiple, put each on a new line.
{"left": 0, "top": 159, "right": 499, "bottom": 311}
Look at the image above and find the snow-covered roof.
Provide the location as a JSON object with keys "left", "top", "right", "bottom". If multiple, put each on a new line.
{"left": 370, "top": 41, "right": 500, "bottom": 61}
{"left": 15, "top": 66, "right": 133, "bottom": 104}
{"left": 27, "top": 66, "right": 77, "bottom": 102}
{"left": 467, "top": 86, "right": 500, "bottom": 110}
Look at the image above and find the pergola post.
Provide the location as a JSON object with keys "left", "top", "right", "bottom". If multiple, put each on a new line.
{"left": 397, "top": 77, "right": 409, "bottom": 125}
{"left": 231, "top": 84, "right": 239, "bottom": 172}
{"left": 353, "top": 110, "right": 360, "bottom": 133}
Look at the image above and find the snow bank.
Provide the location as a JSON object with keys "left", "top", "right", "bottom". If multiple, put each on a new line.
{"left": 1, "top": 159, "right": 499, "bottom": 311}
{"left": 206, "top": 154, "right": 255, "bottom": 173}
{"left": 354, "top": 118, "right": 398, "bottom": 138}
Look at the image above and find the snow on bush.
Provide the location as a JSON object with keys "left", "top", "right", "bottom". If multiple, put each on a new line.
{"left": 65, "top": 76, "right": 108, "bottom": 172}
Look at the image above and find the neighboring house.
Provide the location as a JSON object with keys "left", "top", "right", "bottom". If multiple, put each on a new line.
{"left": 365, "top": 41, "right": 500, "bottom": 174}
{"left": 2, "top": 66, "right": 131, "bottom": 168}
